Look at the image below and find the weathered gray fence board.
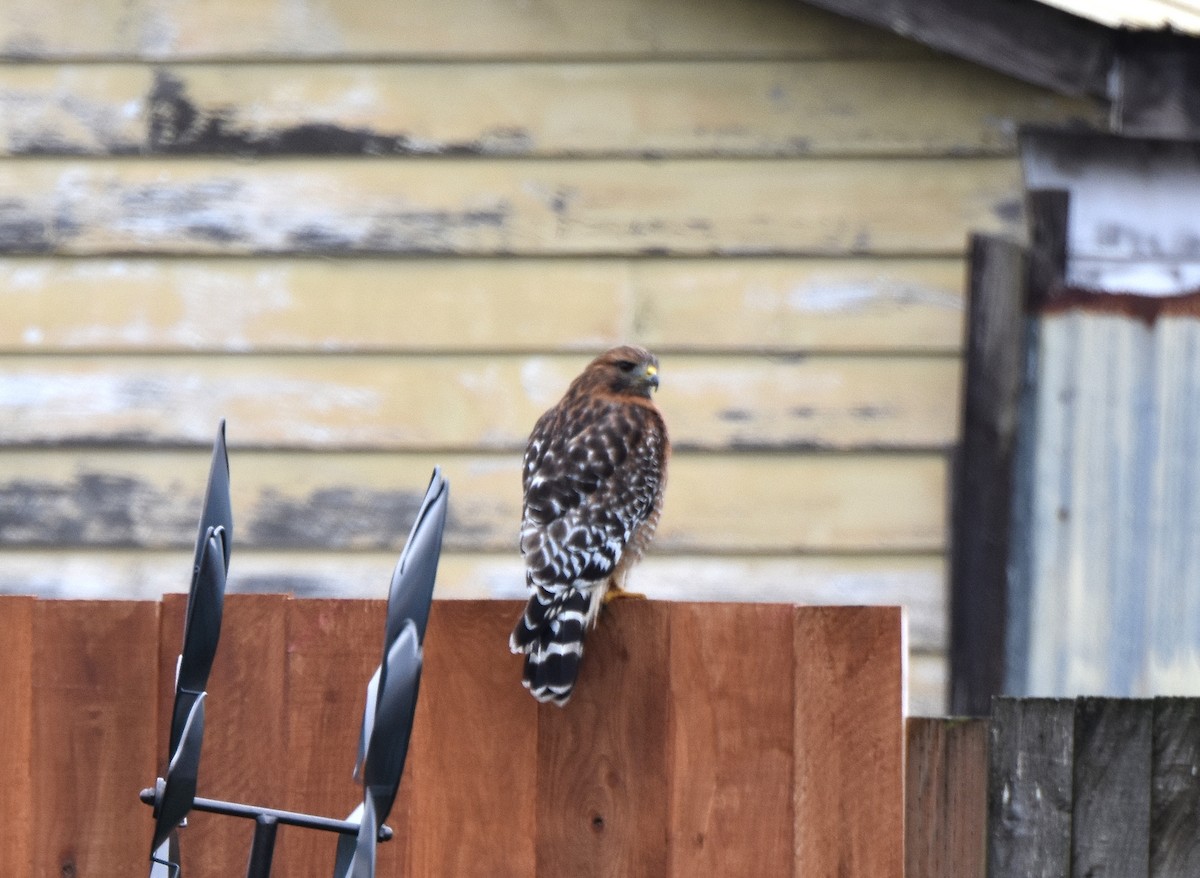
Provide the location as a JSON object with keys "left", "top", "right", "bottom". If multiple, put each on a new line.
{"left": 988, "top": 697, "right": 1074, "bottom": 878}
{"left": 1151, "top": 698, "right": 1200, "bottom": 877}
{"left": 1072, "top": 698, "right": 1152, "bottom": 878}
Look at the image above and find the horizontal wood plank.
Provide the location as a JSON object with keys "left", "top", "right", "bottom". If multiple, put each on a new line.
{"left": 0, "top": 0, "right": 919, "bottom": 60}
{"left": 0, "top": 450, "right": 948, "bottom": 551}
{"left": 635, "top": 258, "right": 967, "bottom": 353}
{"left": 0, "top": 550, "right": 947, "bottom": 649}
{"left": 0, "top": 353, "right": 961, "bottom": 451}
{"left": 0, "top": 157, "right": 1023, "bottom": 256}
{"left": 0, "top": 256, "right": 968, "bottom": 354}
{"left": 0, "top": 61, "right": 1099, "bottom": 157}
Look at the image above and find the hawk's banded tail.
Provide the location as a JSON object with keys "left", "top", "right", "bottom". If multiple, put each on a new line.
{"left": 509, "top": 586, "right": 592, "bottom": 706}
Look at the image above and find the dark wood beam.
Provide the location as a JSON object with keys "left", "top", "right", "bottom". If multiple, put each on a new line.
{"left": 802, "top": 0, "right": 1114, "bottom": 99}
{"left": 1115, "top": 31, "right": 1200, "bottom": 139}
{"left": 950, "top": 234, "right": 1027, "bottom": 716}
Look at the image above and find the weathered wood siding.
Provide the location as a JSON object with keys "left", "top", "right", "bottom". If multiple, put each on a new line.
{"left": 0, "top": 0, "right": 1103, "bottom": 714}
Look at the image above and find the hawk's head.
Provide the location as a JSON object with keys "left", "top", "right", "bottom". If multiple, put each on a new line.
{"left": 584, "top": 345, "right": 660, "bottom": 399}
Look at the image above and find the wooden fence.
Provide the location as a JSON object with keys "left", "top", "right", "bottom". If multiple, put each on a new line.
{"left": 0, "top": 596, "right": 905, "bottom": 878}
{"left": 7, "top": 595, "right": 1195, "bottom": 877}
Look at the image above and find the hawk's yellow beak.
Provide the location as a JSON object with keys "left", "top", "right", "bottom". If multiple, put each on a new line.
{"left": 644, "top": 363, "right": 659, "bottom": 390}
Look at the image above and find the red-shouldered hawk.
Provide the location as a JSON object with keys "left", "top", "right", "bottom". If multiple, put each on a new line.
{"left": 509, "top": 345, "right": 669, "bottom": 705}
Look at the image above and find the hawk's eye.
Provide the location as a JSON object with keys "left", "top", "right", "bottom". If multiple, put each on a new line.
{"left": 616, "top": 360, "right": 637, "bottom": 372}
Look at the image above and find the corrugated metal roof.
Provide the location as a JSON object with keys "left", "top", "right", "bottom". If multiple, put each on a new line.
{"left": 1040, "top": 0, "right": 1200, "bottom": 33}
{"left": 1012, "top": 293, "right": 1200, "bottom": 696}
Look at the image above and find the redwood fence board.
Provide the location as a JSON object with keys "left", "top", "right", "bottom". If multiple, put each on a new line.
{"left": 668, "top": 602, "right": 794, "bottom": 878}
{"left": 33, "top": 599, "right": 159, "bottom": 876}
{"left": 406, "top": 600, "right": 538, "bottom": 878}
{"left": 165, "top": 593, "right": 290, "bottom": 878}
{"left": 793, "top": 605, "right": 904, "bottom": 878}
{"left": 278, "top": 598, "right": 392, "bottom": 878}
{"left": 536, "top": 600, "right": 673, "bottom": 878}
{"left": 0, "top": 596, "right": 35, "bottom": 877}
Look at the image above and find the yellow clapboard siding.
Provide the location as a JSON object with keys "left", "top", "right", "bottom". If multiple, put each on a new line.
{"left": 0, "top": 549, "right": 947, "bottom": 650}
{"left": 0, "top": 157, "right": 1023, "bottom": 256}
{"left": 0, "top": 0, "right": 920, "bottom": 60}
{"left": 635, "top": 258, "right": 967, "bottom": 352}
{"left": 0, "top": 450, "right": 948, "bottom": 552}
{"left": 0, "top": 259, "right": 628, "bottom": 353}
{"left": 909, "top": 653, "right": 947, "bottom": 715}
{"left": 0, "top": 354, "right": 961, "bottom": 450}
{"left": 0, "top": 61, "right": 1101, "bottom": 156}
{"left": 0, "top": 257, "right": 968, "bottom": 354}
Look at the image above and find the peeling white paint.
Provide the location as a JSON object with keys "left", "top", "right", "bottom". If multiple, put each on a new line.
{"left": 786, "top": 280, "right": 960, "bottom": 313}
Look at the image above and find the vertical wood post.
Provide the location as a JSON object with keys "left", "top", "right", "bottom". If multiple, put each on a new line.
{"left": 278, "top": 598, "right": 389, "bottom": 877}
{"left": 950, "top": 234, "right": 1027, "bottom": 715}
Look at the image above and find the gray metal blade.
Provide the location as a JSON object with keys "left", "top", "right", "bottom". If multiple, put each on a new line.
{"left": 153, "top": 693, "right": 205, "bottom": 852}
{"left": 345, "top": 796, "right": 377, "bottom": 878}
{"left": 170, "top": 531, "right": 225, "bottom": 755}
{"left": 190, "top": 419, "right": 233, "bottom": 578}
{"left": 383, "top": 467, "right": 447, "bottom": 650}
{"left": 364, "top": 623, "right": 421, "bottom": 825}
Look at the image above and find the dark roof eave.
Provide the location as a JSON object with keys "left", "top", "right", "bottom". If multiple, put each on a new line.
{"left": 802, "top": 0, "right": 1115, "bottom": 99}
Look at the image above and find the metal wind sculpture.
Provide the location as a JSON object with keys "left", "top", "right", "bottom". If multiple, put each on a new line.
{"left": 140, "top": 422, "right": 449, "bottom": 878}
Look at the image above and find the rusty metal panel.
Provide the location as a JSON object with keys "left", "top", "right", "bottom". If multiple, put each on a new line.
{"left": 1013, "top": 295, "right": 1200, "bottom": 696}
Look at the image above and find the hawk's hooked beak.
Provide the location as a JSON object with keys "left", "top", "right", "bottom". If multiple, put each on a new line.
{"left": 644, "top": 363, "right": 659, "bottom": 391}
